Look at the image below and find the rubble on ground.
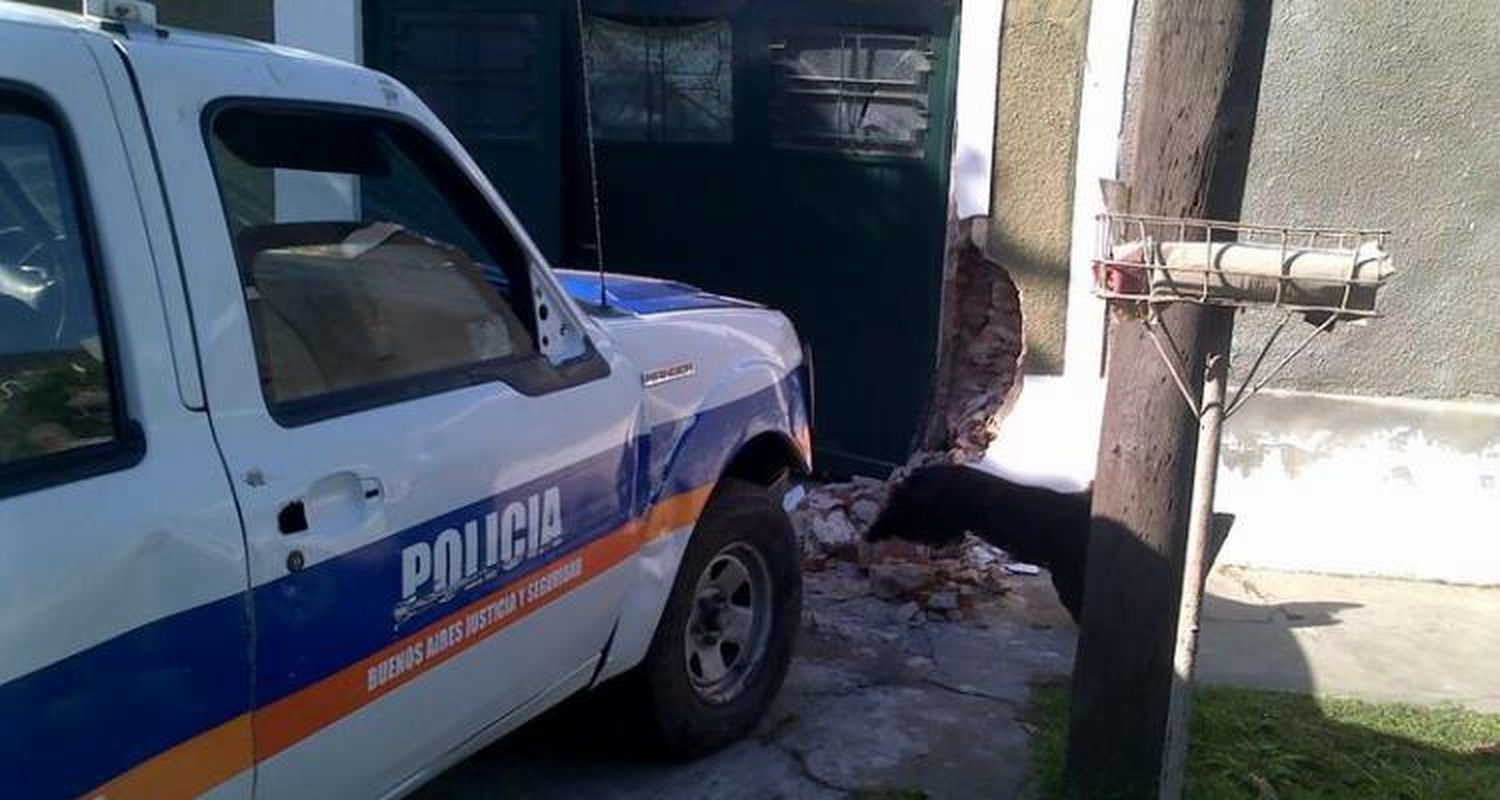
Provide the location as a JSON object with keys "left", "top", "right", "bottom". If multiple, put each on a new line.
{"left": 791, "top": 477, "right": 1041, "bottom": 623}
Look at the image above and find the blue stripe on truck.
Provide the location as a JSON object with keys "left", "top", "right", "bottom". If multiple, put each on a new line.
{"left": 554, "top": 270, "right": 760, "bottom": 314}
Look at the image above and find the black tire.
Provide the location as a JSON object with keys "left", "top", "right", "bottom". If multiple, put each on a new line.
{"left": 628, "top": 478, "right": 801, "bottom": 758}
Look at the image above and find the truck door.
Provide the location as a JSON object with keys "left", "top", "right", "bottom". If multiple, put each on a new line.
{"left": 119, "top": 38, "right": 643, "bottom": 798}
{"left": 0, "top": 20, "right": 252, "bottom": 800}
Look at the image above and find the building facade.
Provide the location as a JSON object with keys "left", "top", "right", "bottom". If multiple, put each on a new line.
{"left": 984, "top": 0, "right": 1500, "bottom": 585}
{"left": 26, "top": 0, "right": 1496, "bottom": 582}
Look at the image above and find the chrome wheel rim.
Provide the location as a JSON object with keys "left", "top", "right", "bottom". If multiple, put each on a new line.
{"left": 684, "top": 542, "right": 773, "bottom": 705}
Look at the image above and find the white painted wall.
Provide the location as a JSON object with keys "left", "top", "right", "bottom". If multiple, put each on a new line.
{"left": 271, "top": 0, "right": 364, "bottom": 223}
{"left": 982, "top": 0, "right": 1130, "bottom": 492}
{"left": 1215, "top": 392, "right": 1500, "bottom": 585}
{"left": 981, "top": 374, "right": 1102, "bottom": 494}
{"left": 950, "top": 0, "right": 1003, "bottom": 220}
{"left": 273, "top": 0, "right": 361, "bottom": 63}
{"left": 986, "top": 381, "right": 1500, "bottom": 585}
{"left": 981, "top": 0, "right": 1500, "bottom": 586}
{"left": 1060, "top": 0, "right": 1133, "bottom": 381}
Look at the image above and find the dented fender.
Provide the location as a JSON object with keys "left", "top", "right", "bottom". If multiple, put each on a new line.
{"left": 585, "top": 305, "right": 809, "bottom": 683}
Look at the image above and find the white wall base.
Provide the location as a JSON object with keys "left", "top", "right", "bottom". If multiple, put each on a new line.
{"left": 980, "top": 375, "right": 1103, "bottom": 494}
{"left": 984, "top": 384, "right": 1500, "bottom": 586}
{"left": 1215, "top": 391, "right": 1500, "bottom": 586}
{"left": 273, "top": 0, "right": 361, "bottom": 62}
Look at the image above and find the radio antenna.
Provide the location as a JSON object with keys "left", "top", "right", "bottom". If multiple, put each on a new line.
{"left": 574, "top": 0, "right": 608, "bottom": 308}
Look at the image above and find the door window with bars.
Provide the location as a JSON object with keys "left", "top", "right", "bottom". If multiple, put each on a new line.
{"left": 771, "top": 28, "right": 932, "bottom": 157}
{"left": 391, "top": 11, "right": 544, "bottom": 144}
{"left": 585, "top": 17, "right": 734, "bottom": 143}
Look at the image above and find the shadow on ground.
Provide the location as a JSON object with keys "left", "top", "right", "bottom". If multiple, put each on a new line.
{"left": 416, "top": 566, "right": 1075, "bottom": 800}
{"left": 418, "top": 562, "right": 1499, "bottom": 799}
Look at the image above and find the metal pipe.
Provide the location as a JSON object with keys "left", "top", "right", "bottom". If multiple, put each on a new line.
{"left": 1159, "top": 349, "right": 1228, "bottom": 800}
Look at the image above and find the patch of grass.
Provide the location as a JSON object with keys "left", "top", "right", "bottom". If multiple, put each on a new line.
{"left": 1026, "top": 683, "right": 1500, "bottom": 799}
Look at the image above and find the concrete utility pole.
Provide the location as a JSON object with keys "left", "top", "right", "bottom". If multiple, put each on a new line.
{"left": 1064, "top": 2, "right": 1272, "bottom": 798}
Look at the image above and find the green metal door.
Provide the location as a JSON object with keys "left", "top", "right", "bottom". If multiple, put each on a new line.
{"left": 577, "top": 0, "right": 958, "bottom": 475}
{"left": 365, "top": 0, "right": 958, "bottom": 474}
{"left": 365, "top": 0, "right": 565, "bottom": 262}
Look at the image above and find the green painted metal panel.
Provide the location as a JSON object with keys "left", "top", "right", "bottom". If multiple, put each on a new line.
{"left": 365, "top": 0, "right": 565, "bottom": 263}
{"left": 577, "top": 0, "right": 958, "bottom": 475}
{"left": 366, "top": 0, "right": 958, "bottom": 475}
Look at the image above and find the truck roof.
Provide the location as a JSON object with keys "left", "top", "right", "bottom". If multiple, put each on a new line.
{"left": 0, "top": 1, "right": 347, "bottom": 71}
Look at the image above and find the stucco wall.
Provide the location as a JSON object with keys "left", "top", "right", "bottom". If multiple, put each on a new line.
{"left": 989, "top": 0, "right": 1500, "bottom": 585}
{"left": 1216, "top": 390, "right": 1500, "bottom": 585}
{"left": 987, "top": 0, "right": 1089, "bottom": 375}
{"left": 1233, "top": 0, "right": 1500, "bottom": 399}
{"left": 22, "top": 0, "right": 272, "bottom": 40}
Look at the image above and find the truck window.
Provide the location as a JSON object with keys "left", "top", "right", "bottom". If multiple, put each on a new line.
{"left": 0, "top": 93, "right": 122, "bottom": 479}
{"left": 206, "top": 103, "right": 538, "bottom": 420}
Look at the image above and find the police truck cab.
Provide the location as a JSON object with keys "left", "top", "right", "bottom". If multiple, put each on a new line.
{"left": 0, "top": 3, "right": 811, "bottom": 797}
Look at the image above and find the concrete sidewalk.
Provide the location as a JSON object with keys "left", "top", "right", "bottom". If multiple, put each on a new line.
{"left": 1200, "top": 566, "right": 1500, "bottom": 713}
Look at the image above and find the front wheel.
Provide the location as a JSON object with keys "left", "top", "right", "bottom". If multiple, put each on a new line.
{"left": 631, "top": 478, "right": 801, "bottom": 758}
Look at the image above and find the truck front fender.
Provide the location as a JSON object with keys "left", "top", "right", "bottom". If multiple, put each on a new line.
{"left": 594, "top": 355, "right": 809, "bottom": 685}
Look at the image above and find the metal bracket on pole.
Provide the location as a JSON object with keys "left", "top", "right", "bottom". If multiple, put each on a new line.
{"left": 1158, "top": 349, "right": 1227, "bottom": 800}
{"left": 1225, "top": 312, "right": 1338, "bottom": 419}
{"left": 1091, "top": 213, "right": 1394, "bottom": 800}
{"left": 1143, "top": 309, "right": 1201, "bottom": 419}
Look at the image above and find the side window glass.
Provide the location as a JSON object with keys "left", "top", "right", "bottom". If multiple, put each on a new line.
{"left": 206, "top": 106, "right": 538, "bottom": 417}
{"left": 771, "top": 28, "right": 932, "bottom": 157}
{"left": 585, "top": 17, "right": 734, "bottom": 143}
{"left": 0, "top": 95, "right": 120, "bottom": 470}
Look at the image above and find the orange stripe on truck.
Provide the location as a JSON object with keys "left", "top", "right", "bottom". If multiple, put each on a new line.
{"left": 253, "top": 520, "right": 642, "bottom": 759}
{"left": 80, "top": 482, "right": 716, "bottom": 800}
{"left": 255, "top": 483, "right": 713, "bottom": 759}
{"left": 84, "top": 714, "right": 253, "bottom": 800}
{"left": 639, "top": 484, "right": 714, "bottom": 545}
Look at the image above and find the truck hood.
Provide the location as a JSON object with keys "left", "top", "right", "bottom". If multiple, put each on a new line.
{"left": 555, "top": 270, "right": 761, "bottom": 315}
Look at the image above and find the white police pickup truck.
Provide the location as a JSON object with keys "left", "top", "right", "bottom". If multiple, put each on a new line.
{"left": 0, "top": 4, "right": 812, "bottom": 798}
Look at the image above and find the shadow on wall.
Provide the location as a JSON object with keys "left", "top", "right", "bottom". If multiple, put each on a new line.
{"left": 949, "top": 144, "right": 990, "bottom": 217}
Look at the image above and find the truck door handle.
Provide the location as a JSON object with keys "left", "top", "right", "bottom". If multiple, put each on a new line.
{"left": 278, "top": 472, "right": 386, "bottom": 538}
{"left": 278, "top": 500, "right": 309, "bottom": 535}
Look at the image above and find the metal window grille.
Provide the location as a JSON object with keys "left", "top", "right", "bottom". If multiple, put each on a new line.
{"left": 770, "top": 28, "right": 932, "bottom": 157}
{"left": 585, "top": 17, "right": 734, "bottom": 144}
